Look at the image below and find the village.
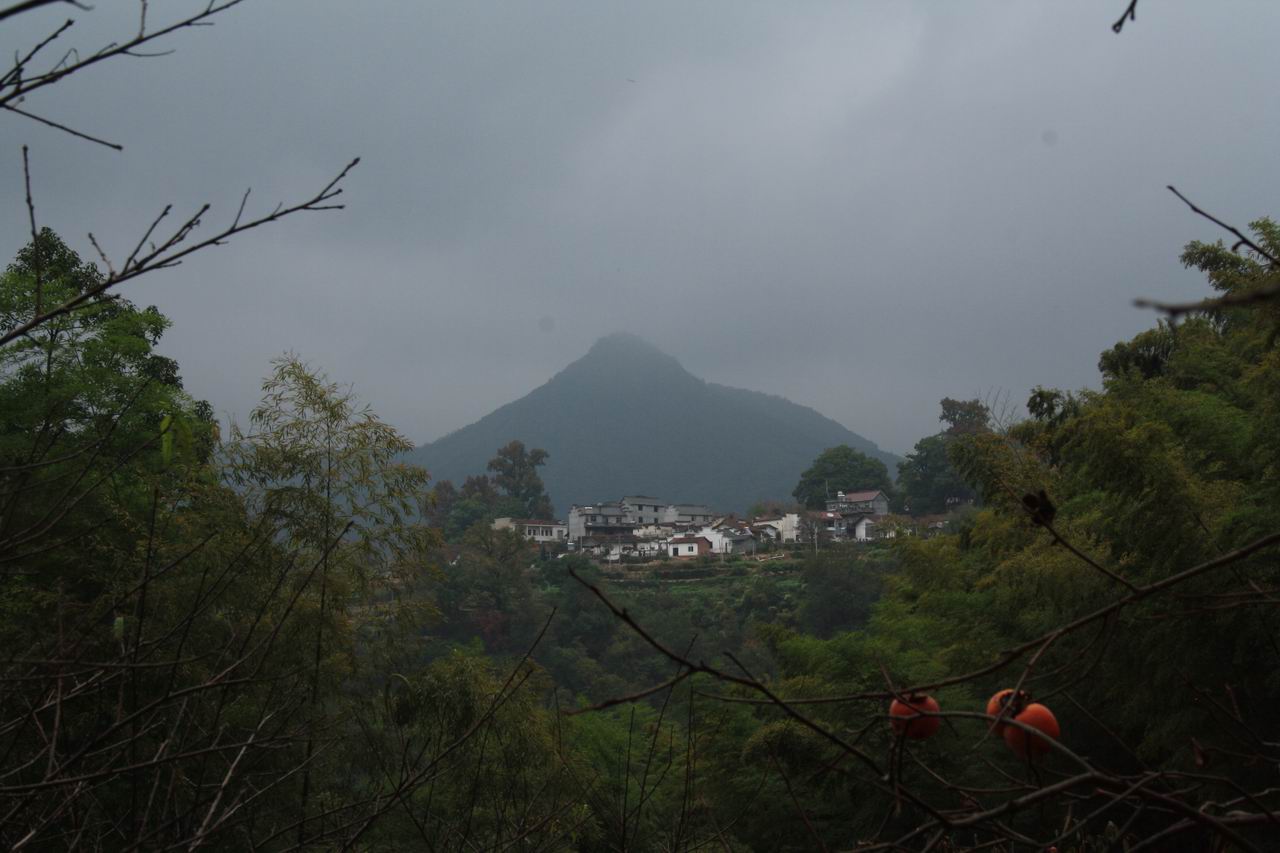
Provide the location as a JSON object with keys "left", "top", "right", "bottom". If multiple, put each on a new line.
{"left": 492, "top": 490, "right": 953, "bottom": 563}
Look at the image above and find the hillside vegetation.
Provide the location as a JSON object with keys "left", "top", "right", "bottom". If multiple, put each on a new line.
{"left": 5, "top": 221, "right": 1280, "bottom": 849}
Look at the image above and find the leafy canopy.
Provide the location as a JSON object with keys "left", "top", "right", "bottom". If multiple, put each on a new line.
{"left": 897, "top": 398, "right": 987, "bottom": 515}
{"left": 792, "top": 444, "right": 892, "bottom": 509}
{"left": 486, "top": 438, "right": 554, "bottom": 519}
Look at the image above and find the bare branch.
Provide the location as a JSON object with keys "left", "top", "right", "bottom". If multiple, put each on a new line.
{"left": 21, "top": 146, "right": 41, "bottom": 315}
{"left": 0, "top": 0, "right": 84, "bottom": 23}
{"left": 1134, "top": 283, "right": 1280, "bottom": 316}
{"left": 1112, "top": 0, "right": 1139, "bottom": 34}
{"left": 1, "top": 158, "right": 360, "bottom": 348}
{"left": 562, "top": 670, "right": 692, "bottom": 716}
{"left": 1, "top": 104, "right": 123, "bottom": 150}
{"left": 1, "top": 1, "right": 250, "bottom": 111}
{"left": 1134, "top": 186, "right": 1279, "bottom": 316}
{"left": 1167, "top": 185, "right": 1276, "bottom": 263}
{"left": 1, "top": 18, "right": 74, "bottom": 88}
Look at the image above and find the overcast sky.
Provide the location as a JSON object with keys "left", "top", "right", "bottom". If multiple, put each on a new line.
{"left": 3, "top": 1, "right": 1277, "bottom": 455}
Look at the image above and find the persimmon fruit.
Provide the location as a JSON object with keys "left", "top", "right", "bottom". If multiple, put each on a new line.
{"left": 889, "top": 693, "right": 941, "bottom": 740}
{"left": 1002, "top": 702, "right": 1060, "bottom": 759}
{"left": 985, "top": 688, "right": 1027, "bottom": 734}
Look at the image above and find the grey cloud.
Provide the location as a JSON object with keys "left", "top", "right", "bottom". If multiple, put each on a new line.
{"left": 2, "top": 0, "right": 1276, "bottom": 456}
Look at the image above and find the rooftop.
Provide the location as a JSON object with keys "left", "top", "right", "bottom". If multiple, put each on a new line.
{"left": 834, "top": 490, "right": 886, "bottom": 502}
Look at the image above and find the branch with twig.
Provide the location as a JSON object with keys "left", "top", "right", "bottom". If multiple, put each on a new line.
{"left": 1135, "top": 186, "right": 1279, "bottom": 315}
{"left": 1112, "top": 0, "right": 1139, "bottom": 34}
{"left": 1, "top": 157, "right": 359, "bottom": 348}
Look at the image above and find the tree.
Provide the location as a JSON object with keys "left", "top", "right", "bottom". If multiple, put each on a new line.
{"left": 487, "top": 439, "right": 554, "bottom": 519}
{"left": 460, "top": 471, "right": 500, "bottom": 503}
{"left": 435, "top": 523, "right": 539, "bottom": 652}
{"left": 791, "top": 445, "right": 892, "bottom": 510}
{"left": 0, "top": 229, "right": 213, "bottom": 576}
{"left": 438, "top": 473, "right": 524, "bottom": 540}
{"left": 221, "top": 356, "right": 440, "bottom": 841}
{"left": 0, "top": 244, "right": 418, "bottom": 848}
{"left": 797, "top": 547, "right": 887, "bottom": 636}
{"left": 225, "top": 355, "right": 434, "bottom": 561}
{"left": 897, "top": 398, "right": 987, "bottom": 515}
{"left": 939, "top": 397, "right": 990, "bottom": 435}
{"left": 897, "top": 433, "right": 977, "bottom": 515}
{"left": 426, "top": 477, "right": 458, "bottom": 527}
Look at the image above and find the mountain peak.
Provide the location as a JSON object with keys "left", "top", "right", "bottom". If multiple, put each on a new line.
{"left": 586, "top": 332, "right": 673, "bottom": 360}
{"left": 557, "top": 333, "right": 694, "bottom": 386}
{"left": 412, "top": 336, "right": 899, "bottom": 513}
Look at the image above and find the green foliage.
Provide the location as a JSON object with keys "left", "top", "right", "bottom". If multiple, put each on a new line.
{"left": 222, "top": 354, "right": 439, "bottom": 637}
{"left": 0, "top": 229, "right": 212, "bottom": 603}
{"left": 896, "top": 433, "right": 976, "bottom": 515}
{"left": 796, "top": 545, "right": 889, "bottom": 637}
{"left": 896, "top": 398, "right": 989, "bottom": 515}
{"left": 487, "top": 438, "right": 554, "bottom": 518}
{"left": 939, "top": 396, "right": 990, "bottom": 435}
{"left": 429, "top": 442, "right": 554, "bottom": 541}
{"left": 358, "top": 650, "right": 590, "bottom": 850}
{"left": 1098, "top": 321, "right": 1177, "bottom": 379}
{"left": 1180, "top": 216, "right": 1280, "bottom": 337}
{"left": 0, "top": 236, "right": 382, "bottom": 845}
{"left": 792, "top": 444, "right": 893, "bottom": 509}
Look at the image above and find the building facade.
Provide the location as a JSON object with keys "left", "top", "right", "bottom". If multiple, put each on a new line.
{"left": 492, "top": 517, "right": 568, "bottom": 543}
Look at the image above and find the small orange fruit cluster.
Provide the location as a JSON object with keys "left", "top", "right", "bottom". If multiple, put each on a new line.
{"left": 888, "top": 693, "right": 941, "bottom": 740}
{"left": 986, "top": 689, "right": 1060, "bottom": 759}
{"left": 886, "top": 689, "right": 1061, "bottom": 759}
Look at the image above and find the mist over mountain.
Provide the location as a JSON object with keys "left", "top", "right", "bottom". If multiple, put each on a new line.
{"left": 409, "top": 333, "right": 900, "bottom": 515}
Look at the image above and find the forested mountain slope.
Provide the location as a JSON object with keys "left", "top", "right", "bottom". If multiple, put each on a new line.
{"left": 410, "top": 333, "right": 899, "bottom": 513}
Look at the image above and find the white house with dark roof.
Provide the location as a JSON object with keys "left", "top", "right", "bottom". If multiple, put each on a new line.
{"left": 567, "top": 502, "right": 634, "bottom": 540}
{"left": 492, "top": 517, "right": 568, "bottom": 543}
{"left": 693, "top": 524, "right": 757, "bottom": 554}
{"left": 568, "top": 498, "right": 719, "bottom": 543}
{"left": 669, "top": 536, "right": 713, "bottom": 558}
{"left": 753, "top": 513, "right": 801, "bottom": 543}
{"left": 825, "top": 490, "right": 891, "bottom": 516}
{"left": 661, "top": 504, "right": 715, "bottom": 526}
{"left": 621, "top": 496, "right": 666, "bottom": 525}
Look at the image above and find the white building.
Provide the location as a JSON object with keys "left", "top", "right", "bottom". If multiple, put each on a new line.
{"left": 492, "top": 517, "right": 568, "bottom": 543}
{"left": 621, "top": 496, "right": 667, "bottom": 526}
{"left": 690, "top": 525, "right": 757, "bottom": 555}
{"left": 825, "top": 490, "right": 891, "bottom": 516}
{"left": 669, "top": 536, "right": 712, "bottom": 558}
{"left": 661, "top": 504, "right": 716, "bottom": 526}
{"left": 753, "top": 513, "right": 801, "bottom": 543}
{"left": 567, "top": 502, "right": 633, "bottom": 541}
{"left": 568, "top": 498, "right": 719, "bottom": 542}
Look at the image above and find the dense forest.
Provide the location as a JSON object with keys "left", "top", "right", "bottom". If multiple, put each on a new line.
{"left": 4, "top": 2, "right": 1280, "bottom": 850}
